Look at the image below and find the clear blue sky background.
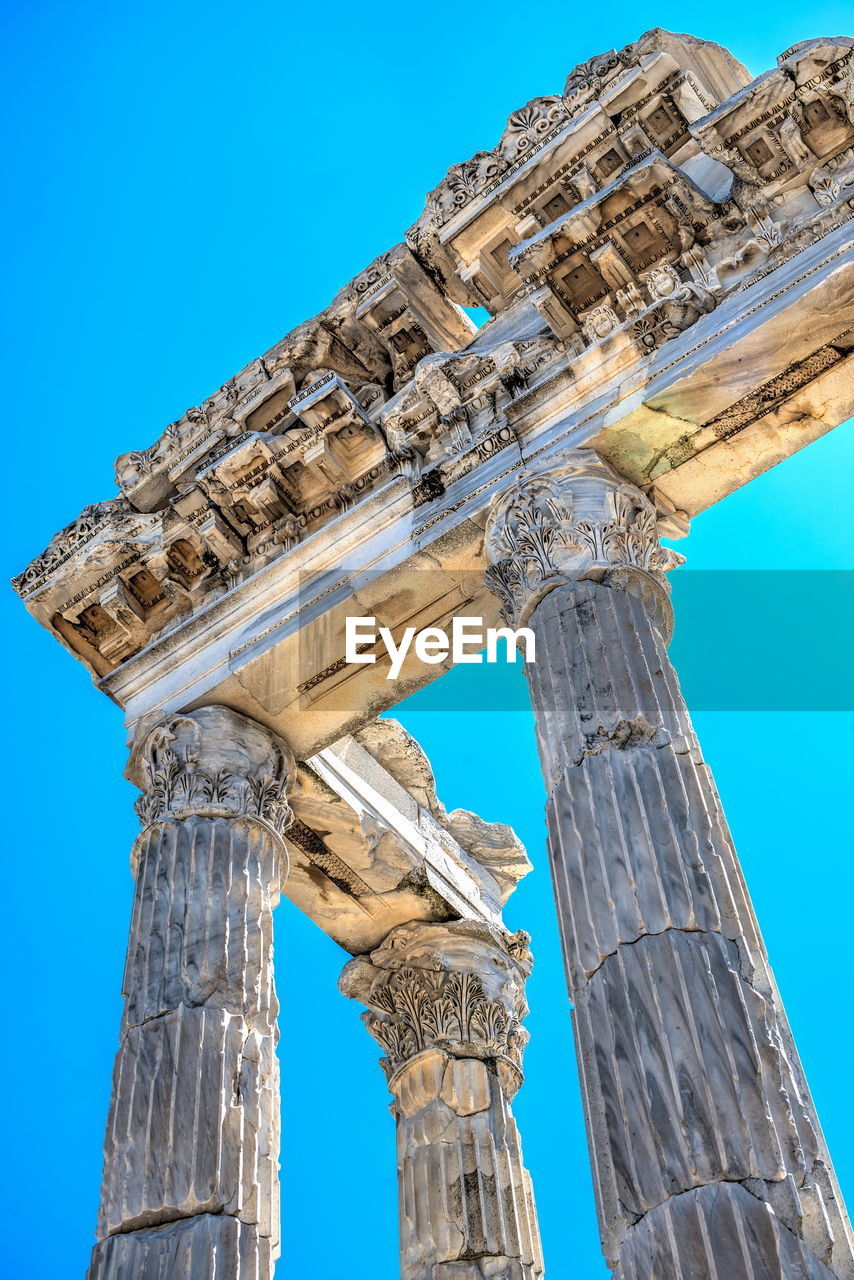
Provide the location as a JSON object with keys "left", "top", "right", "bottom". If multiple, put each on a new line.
{"left": 2, "top": 3, "right": 853, "bottom": 1277}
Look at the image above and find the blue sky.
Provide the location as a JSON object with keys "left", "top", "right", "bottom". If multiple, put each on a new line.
{"left": 2, "top": 3, "right": 853, "bottom": 1277}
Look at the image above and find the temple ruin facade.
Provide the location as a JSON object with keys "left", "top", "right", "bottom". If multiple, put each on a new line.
{"left": 13, "top": 27, "right": 854, "bottom": 1280}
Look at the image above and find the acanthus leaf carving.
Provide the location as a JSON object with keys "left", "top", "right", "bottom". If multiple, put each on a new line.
{"left": 341, "top": 920, "right": 532, "bottom": 1088}
{"left": 484, "top": 450, "right": 684, "bottom": 628}
{"left": 130, "top": 706, "right": 295, "bottom": 839}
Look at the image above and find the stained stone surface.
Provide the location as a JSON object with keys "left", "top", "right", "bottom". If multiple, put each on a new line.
{"left": 341, "top": 921, "right": 544, "bottom": 1280}
{"left": 484, "top": 450, "right": 853, "bottom": 1279}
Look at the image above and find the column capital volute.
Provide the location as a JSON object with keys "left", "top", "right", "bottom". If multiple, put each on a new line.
{"left": 126, "top": 704, "right": 296, "bottom": 839}
{"left": 483, "top": 448, "right": 684, "bottom": 630}
{"left": 340, "top": 919, "right": 533, "bottom": 1095}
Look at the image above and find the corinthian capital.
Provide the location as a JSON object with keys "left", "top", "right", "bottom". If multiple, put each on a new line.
{"left": 483, "top": 448, "right": 684, "bottom": 627}
{"left": 340, "top": 920, "right": 533, "bottom": 1095}
{"left": 127, "top": 704, "right": 295, "bottom": 837}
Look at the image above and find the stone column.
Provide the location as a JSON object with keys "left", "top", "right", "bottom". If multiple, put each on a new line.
{"left": 483, "top": 450, "right": 854, "bottom": 1280}
{"left": 340, "top": 920, "right": 544, "bottom": 1280}
{"left": 87, "top": 705, "right": 293, "bottom": 1280}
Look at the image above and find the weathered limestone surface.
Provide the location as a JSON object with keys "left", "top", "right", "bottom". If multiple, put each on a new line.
{"left": 12, "top": 32, "right": 854, "bottom": 761}
{"left": 88, "top": 706, "right": 539, "bottom": 1280}
{"left": 615, "top": 1184, "right": 840, "bottom": 1280}
{"left": 484, "top": 449, "right": 854, "bottom": 1279}
{"left": 341, "top": 921, "right": 543, "bottom": 1280}
{"left": 87, "top": 706, "right": 293, "bottom": 1279}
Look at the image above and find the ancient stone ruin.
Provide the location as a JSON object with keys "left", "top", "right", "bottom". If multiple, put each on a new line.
{"left": 13, "top": 27, "right": 854, "bottom": 1280}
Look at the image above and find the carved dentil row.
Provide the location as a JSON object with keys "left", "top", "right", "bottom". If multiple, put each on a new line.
{"left": 483, "top": 450, "right": 684, "bottom": 627}
{"left": 341, "top": 921, "right": 533, "bottom": 1087}
{"left": 129, "top": 706, "right": 295, "bottom": 838}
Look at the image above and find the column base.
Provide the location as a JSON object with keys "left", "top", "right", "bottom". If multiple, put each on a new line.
{"left": 615, "top": 1182, "right": 839, "bottom": 1280}
{"left": 87, "top": 1213, "right": 274, "bottom": 1280}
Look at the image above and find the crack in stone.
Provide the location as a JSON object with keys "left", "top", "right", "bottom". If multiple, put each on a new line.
{"left": 614, "top": 1172, "right": 833, "bottom": 1256}
{"left": 122, "top": 995, "right": 271, "bottom": 1034}
{"left": 582, "top": 921, "right": 706, "bottom": 981}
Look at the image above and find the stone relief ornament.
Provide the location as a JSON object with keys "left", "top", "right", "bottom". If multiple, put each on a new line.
{"left": 778, "top": 114, "right": 816, "bottom": 168}
{"left": 441, "top": 154, "right": 506, "bottom": 214}
{"left": 809, "top": 147, "right": 854, "bottom": 205}
{"left": 633, "top": 264, "right": 718, "bottom": 349}
{"left": 340, "top": 920, "right": 532, "bottom": 1087}
{"left": 128, "top": 705, "right": 295, "bottom": 838}
{"left": 13, "top": 500, "right": 126, "bottom": 595}
{"left": 500, "top": 97, "right": 570, "bottom": 161}
{"left": 563, "top": 42, "right": 639, "bottom": 103}
{"left": 814, "top": 64, "right": 854, "bottom": 126}
{"left": 582, "top": 305, "right": 622, "bottom": 342}
{"left": 14, "top": 33, "right": 854, "bottom": 1280}
{"left": 361, "top": 966, "right": 528, "bottom": 1080}
{"left": 15, "top": 36, "right": 854, "bottom": 677}
{"left": 483, "top": 450, "right": 684, "bottom": 627}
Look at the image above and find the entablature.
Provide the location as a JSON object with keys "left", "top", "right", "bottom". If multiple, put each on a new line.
{"left": 285, "top": 719, "right": 532, "bottom": 953}
{"left": 406, "top": 30, "right": 750, "bottom": 314}
{"left": 12, "top": 28, "right": 854, "bottom": 738}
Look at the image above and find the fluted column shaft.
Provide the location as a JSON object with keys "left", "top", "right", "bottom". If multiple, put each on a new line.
{"left": 341, "top": 921, "right": 544, "bottom": 1280}
{"left": 87, "top": 705, "right": 293, "bottom": 1280}
{"left": 484, "top": 450, "right": 853, "bottom": 1280}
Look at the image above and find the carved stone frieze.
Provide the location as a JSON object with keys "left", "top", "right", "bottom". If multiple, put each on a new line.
{"left": 483, "top": 449, "right": 683, "bottom": 627}
{"left": 14, "top": 33, "right": 854, "bottom": 691}
{"left": 14, "top": 28, "right": 854, "bottom": 1280}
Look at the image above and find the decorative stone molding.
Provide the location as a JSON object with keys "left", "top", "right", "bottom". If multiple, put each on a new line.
{"left": 341, "top": 920, "right": 532, "bottom": 1089}
{"left": 12, "top": 28, "right": 854, "bottom": 1280}
{"left": 483, "top": 448, "right": 684, "bottom": 628}
{"left": 13, "top": 37, "right": 854, "bottom": 691}
{"left": 127, "top": 705, "right": 295, "bottom": 839}
{"left": 409, "top": 29, "right": 748, "bottom": 242}
{"left": 341, "top": 921, "right": 544, "bottom": 1280}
